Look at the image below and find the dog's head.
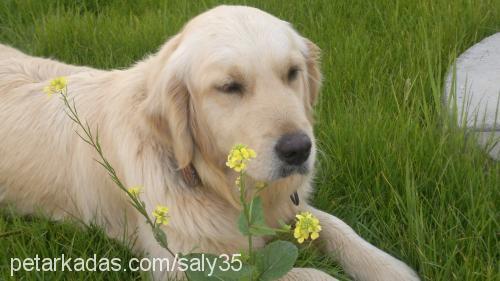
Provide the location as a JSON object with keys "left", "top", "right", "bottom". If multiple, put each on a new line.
{"left": 144, "top": 5, "right": 321, "bottom": 184}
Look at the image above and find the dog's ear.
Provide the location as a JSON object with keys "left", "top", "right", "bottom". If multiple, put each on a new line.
{"left": 303, "top": 38, "right": 322, "bottom": 117}
{"left": 143, "top": 34, "right": 194, "bottom": 170}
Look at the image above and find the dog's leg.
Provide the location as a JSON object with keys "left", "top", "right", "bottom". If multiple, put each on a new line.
{"left": 307, "top": 207, "right": 420, "bottom": 281}
{"left": 279, "top": 268, "right": 338, "bottom": 281}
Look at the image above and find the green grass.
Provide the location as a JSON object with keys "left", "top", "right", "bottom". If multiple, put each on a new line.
{"left": 1, "top": 0, "right": 499, "bottom": 280}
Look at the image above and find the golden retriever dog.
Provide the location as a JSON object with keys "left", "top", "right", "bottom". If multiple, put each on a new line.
{"left": 0, "top": 5, "right": 419, "bottom": 281}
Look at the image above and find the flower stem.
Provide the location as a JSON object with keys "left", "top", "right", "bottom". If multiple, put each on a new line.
{"left": 239, "top": 171, "right": 254, "bottom": 265}
{"left": 58, "top": 88, "right": 177, "bottom": 259}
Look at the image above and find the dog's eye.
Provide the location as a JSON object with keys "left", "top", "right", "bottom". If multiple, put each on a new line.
{"left": 218, "top": 82, "right": 243, "bottom": 94}
{"left": 287, "top": 67, "right": 300, "bottom": 82}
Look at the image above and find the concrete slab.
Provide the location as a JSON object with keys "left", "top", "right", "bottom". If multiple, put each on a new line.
{"left": 444, "top": 33, "right": 500, "bottom": 160}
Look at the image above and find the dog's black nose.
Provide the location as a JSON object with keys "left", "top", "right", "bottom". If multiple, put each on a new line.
{"left": 275, "top": 132, "right": 312, "bottom": 165}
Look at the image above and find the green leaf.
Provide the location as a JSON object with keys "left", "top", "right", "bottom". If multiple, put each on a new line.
{"left": 238, "top": 197, "right": 275, "bottom": 237}
{"left": 249, "top": 225, "right": 276, "bottom": 236}
{"left": 153, "top": 227, "right": 169, "bottom": 249}
{"left": 237, "top": 212, "right": 250, "bottom": 236}
{"left": 255, "top": 241, "right": 298, "bottom": 281}
{"left": 185, "top": 253, "right": 255, "bottom": 281}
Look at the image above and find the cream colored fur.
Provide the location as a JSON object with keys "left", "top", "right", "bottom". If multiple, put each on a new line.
{"left": 0, "top": 5, "right": 419, "bottom": 281}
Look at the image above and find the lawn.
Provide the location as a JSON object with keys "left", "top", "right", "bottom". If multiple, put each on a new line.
{"left": 0, "top": 0, "right": 499, "bottom": 280}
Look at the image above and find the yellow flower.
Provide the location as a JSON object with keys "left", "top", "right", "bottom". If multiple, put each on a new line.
{"left": 293, "top": 211, "right": 321, "bottom": 244}
{"left": 50, "top": 77, "right": 67, "bottom": 91}
{"left": 255, "top": 181, "right": 267, "bottom": 190}
{"left": 226, "top": 144, "right": 256, "bottom": 172}
{"left": 43, "top": 76, "right": 68, "bottom": 96}
{"left": 43, "top": 85, "right": 56, "bottom": 97}
{"left": 152, "top": 205, "right": 170, "bottom": 226}
{"left": 127, "top": 186, "right": 142, "bottom": 197}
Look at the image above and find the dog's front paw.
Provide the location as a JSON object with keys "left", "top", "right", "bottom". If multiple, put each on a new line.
{"left": 278, "top": 267, "right": 338, "bottom": 281}
{"left": 375, "top": 261, "right": 419, "bottom": 281}
{"left": 351, "top": 255, "right": 420, "bottom": 281}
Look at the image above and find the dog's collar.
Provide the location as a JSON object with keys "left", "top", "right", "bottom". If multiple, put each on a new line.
{"left": 180, "top": 164, "right": 201, "bottom": 187}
